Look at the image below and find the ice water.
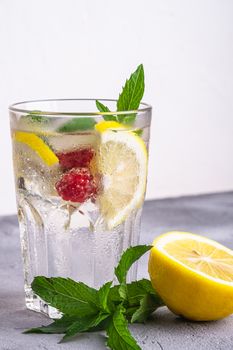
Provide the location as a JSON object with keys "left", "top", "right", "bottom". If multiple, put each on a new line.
{"left": 10, "top": 112, "right": 150, "bottom": 318}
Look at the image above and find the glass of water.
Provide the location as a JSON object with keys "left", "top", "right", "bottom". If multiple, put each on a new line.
{"left": 9, "top": 99, "right": 151, "bottom": 318}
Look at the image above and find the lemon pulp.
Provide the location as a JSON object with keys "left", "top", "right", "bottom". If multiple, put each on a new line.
{"left": 97, "top": 130, "right": 147, "bottom": 229}
{"left": 164, "top": 236, "right": 233, "bottom": 282}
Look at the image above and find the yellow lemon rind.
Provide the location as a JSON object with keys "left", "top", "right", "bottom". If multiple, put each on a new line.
{"left": 14, "top": 131, "right": 59, "bottom": 167}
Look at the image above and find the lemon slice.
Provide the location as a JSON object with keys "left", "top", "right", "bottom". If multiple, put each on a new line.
{"left": 149, "top": 232, "right": 233, "bottom": 320}
{"left": 95, "top": 120, "right": 126, "bottom": 133}
{"left": 14, "top": 131, "right": 59, "bottom": 166}
{"left": 97, "top": 130, "right": 147, "bottom": 229}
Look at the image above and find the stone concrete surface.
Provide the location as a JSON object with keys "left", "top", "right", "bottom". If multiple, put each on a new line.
{"left": 0, "top": 192, "right": 233, "bottom": 349}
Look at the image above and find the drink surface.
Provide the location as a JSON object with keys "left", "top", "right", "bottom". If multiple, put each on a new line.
{"left": 10, "top": 113, "right": 150, "bottom": 317}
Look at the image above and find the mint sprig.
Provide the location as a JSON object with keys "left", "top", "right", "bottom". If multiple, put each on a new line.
{"left": 96, "top": 64, "right": 145, "bottom": 125}
{"left": 30, "top": 65, "right": 145, "bottom": 133}
{"left": 25, "top": 245, "right": 163, "bottom": 349}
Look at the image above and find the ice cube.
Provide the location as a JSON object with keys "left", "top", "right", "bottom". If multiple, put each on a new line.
{"left": 48, "top": 133, "right": 98, "bottom": 152}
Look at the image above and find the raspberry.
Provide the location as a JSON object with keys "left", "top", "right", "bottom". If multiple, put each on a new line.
{"left": 57, "top": 148, "right": 94, "bottom": 170}
{"left": 55, "top": 168, "right": 97, "bottom": 203}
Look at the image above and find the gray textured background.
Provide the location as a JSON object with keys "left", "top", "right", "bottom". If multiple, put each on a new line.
{"left": 0, "top": 192, "right": 233, "bottom": 350}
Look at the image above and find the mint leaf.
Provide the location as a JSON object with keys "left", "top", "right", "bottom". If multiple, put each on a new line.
{"left": 32, "top": 277, "right": 98, "bottom": 316}
{"left": 115, "top": 245, "right": 152, "bottom": 285}
{"left": 117, "top": 64, "right": 144, "bottom": 111}
{"left": 118, "top": 284, "right": 128, "bottom": 301}
{"left": 119, "top": 114, "right": 136, "bottom": 125}
{"left": 96, "top": 100, "right": 111, "bottom": 113}
{"left": 22, "top": 111, "right": 49, "bottom": 124}
{"left": 58, "top": 117, "right": 96, "bottom": 132}
{"left": 108, "top": 279, "right": 164, "bottom": 321}
{"left": 127, "top": 279, "right": 162, "bottom": 306}
{"left": 133, "top": 279, "right": 156, "bottom": 294}
{"left": 98, "top": 281, "right": 112, "bottom": 312}
{"left": 61, "top": 312, "right": 109, "bottom": 342}
{"left": 115, "top": 246, "right": 152, "bottom": 301}
{"left": 87, "top": 316, "right": 111, "bottom": 332}
{"left": 24, "top": 315, "right": 78, "bottom": 334}
{"left": 133, "top": 129, "right": 143, "bottom": 137}
{"left": 131, "top": 294, "right": 161, "bottom": 323}
{"left": 106, "top": 305, "right": 141, "bottom": 350}
{"left": 25, "top": 313, "right": 110, "bottom": 343}
{"left": 96, "top": 100, "right": 117, "bottom": 122}
{"left": 117, "top": 64, "right": 145, "bottom": 123}
{"left": 108, "top": 279, "right": 157, "bottom": 305}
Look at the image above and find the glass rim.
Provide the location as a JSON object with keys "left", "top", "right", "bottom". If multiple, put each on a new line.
{"left": 9, "top": 98, "right": 152, "bottom": 116}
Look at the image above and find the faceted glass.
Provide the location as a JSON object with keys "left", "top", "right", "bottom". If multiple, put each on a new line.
{"left": 9, "top": 99, "right": 152, "bottom": 318}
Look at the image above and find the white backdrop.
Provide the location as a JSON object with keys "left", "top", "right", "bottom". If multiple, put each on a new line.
{"left": 1, "top": 0, "right": 233, "bottom": 215}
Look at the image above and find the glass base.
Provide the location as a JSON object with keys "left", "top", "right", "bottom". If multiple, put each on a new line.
{"left": 25, "top": 287, "right": 61, "bottom": 319}
{"left": 20, "top": 200, "right": 142, "bottom": 318}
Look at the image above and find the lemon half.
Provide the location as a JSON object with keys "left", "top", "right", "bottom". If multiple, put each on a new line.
{"left": 149, "top": 231, "right": 233, "bottom": 321}
{"left": 97, "top": 130, "right": 148, "bottom": 229}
